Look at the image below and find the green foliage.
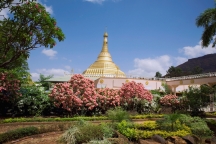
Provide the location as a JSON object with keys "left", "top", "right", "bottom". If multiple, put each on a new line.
{"left": 161, "top": 83, "right": 172, "bottom": 94}
{"left": 61, "top": 119, "right": 114, "bottom": 143}
{"left": 134, "top": 121, "right": 158, "bottom": 130}
{"left": 100, "top": 123, "right": 114, "bottom": 138}
{"left": 117, "top": 120, "right": 190, "bottom": 140}
{"left": 16, "top": 85, "right": 52, "bottom": 116}
{"left": 117, "top": 120, "right": 137, "bottom": 140}
{"left": 106, "top": 107, "right": 130, "bottom": 122}
{"left": 2, "top": 116, "right": 108, "bottom": 123}
{"left": 0, "top": 126, "right": 39, "bottom": 143}
{"left": 155, "top": 71, "right": 162, "bottom": 78}
{"left": 166, "top": 66, "right": 182, "bottom": 77}
{"left": 138, "top": 129, "right": 190, "bottom": 139}
{"left": 62, "top": 121, "right": 114, "bottom": 144}
{"left": 150, "top": 92, "right": 162, "bottom": 113}
{"left": 1, "top": 114, "right": 164, "bottom": 123}
{"left": 0, "top": 1, "right": 65, "bottom": 69}
{"left": 179, "top": 116, "right": 213, "bottom": 138}
{"left": 61, "top": 127, "right": 80, "bottom": 144}
{"left": 156, "top": 114, "right": 191, "bottom": 132}
{"left": 183, "top": 85, "right": 212, "bottom": 116}
{"left": 88, "top": 139, "right": 112, "bottom": 144}
{"left": 0, "top": 123, "right": 71, "bottom": 143}
{"left": 157, "top": 114, "right": 213, "bottom": 138}
{"left": 141, "top": 114, "right": 162, "bottom": 119}
{"left": 196, "top": 6, "right": 216, "bottom": 47}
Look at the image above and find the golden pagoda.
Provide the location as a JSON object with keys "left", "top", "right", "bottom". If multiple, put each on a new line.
{"left": 83, "top": 32, "right": 126, "bottom": 77}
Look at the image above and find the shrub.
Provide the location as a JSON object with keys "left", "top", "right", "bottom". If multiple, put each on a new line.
{"left": 183, "top": 85, "right": 212, "bottom": 116}
{"left": 95, "top": 88, "right": 120, "bottom": 114}
{"left": 61, "top": 127, "right": 80, "bottom": 144}
{"left": 74, "top": 124, "right": 104, "bottom": 143}
{"left": 49, "top": 74, "right": 98, "bottom": 115}
{"left": 156, "top": 113, "right": 187, "bottom": 132}
{"left": 88, "top": 139, "right": 112, "bottom": 144}
{"left": 0, "top": 126, "right": 39, "bottom": 143}
{"left": 134, "top": 121, "right": 158, "bottom": 130}
{"left": 157, "top": 114, "right": 213, "bottom": 138}
{"left": 117, "top": 120, "right": 190, "bottom": 140}
{"left": 120, "top": 81, "right": 153, "bottom": 111}
{"left": 16, "top": 85, "right": 52, "bottom": 116}
{"left": 100, "top": 123, "right": 114, "bottom": 138}
{"left": 160, "top": 94, "right": 180, "bottom": 112}
{"left": 106, "top": 107, "right": 130, "bottom": 122}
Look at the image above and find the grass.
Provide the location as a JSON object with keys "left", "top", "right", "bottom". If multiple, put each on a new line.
{"left": 0, "top": 114, "right": 163, "bottom": 123}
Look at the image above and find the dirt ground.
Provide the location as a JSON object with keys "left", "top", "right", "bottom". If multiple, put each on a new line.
{"left": 5, "top": 132, "right": 64, "bottom": 144}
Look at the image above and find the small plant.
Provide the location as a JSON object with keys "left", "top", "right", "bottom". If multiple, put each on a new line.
{"left": 88, "top": 139, "right": 112, "bottom": 144}
{"left": 106, "top": 107, "right": 130, "bottom": 122}
{"left": 61, "top": 127, "right": 80, "bottom": 144}
{"left": 100, "top": 123, "right": 114, "bottom": 138}
{"left": 75, "top": 124, "right": 104, "bottom": 143}
{"left": 135, "top": 121, "right": 158, "bottom": 130}
{"left": 0, "top": 126, "right": 39, "bottom": 143}
{"left": 156, "top": 114, "right": 193, "bottom": 132}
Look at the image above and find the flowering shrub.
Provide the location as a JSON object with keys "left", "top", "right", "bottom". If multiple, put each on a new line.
{"left": 0, "top": 72, "right": 21, "bottom": 100}
{"left": 119, "top": 81, "right": 153, "bottom": 111}
{"left": 160, "top": 94, "right": 179, "bottom": 106}
{"left": 50, "top": 77, "right": 154, "bottom": 115}
{"left": 49, "top": 74, "right": 98, "bottom": 114}
{"left": 96, "top": 88, "right": 120, "bottom": 112}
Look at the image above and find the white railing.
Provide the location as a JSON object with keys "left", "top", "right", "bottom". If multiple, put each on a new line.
{"left": 166, "top": 72, "right": 216, "bottom": 81}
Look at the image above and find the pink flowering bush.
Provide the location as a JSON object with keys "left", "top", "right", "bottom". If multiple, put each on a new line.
{"left": 160, "top": 94, "right": 179, "bottom": 106}
{"left": 159, "top": 94, "right": 181, "bottom": 112}
{"left": 0, "top": 72, "right": 21, "bottom": 100}
{"left": 119, "top": 81, "right": 153, "bottom": 112}
{"left": 49, "top": 74, "right": 98, "bottom": 115}
{"left": 50, "top": 77, "right": 155, "bottom": 115}
{"left": 96, "top": 88, "right": 120, "bottom": 113}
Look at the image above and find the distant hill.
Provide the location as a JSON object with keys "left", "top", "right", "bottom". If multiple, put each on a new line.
{"left": 176, "top": 53, "right": 216, "bottom": 73}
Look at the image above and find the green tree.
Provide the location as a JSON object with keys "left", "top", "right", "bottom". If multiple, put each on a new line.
{"left": 196, "top": 4, "right": 216, "bottom": 47}
{"left": 183, "top": 85, "right": 212, "bottom": 116}
{"left": 0, "top": 1, "right": 65, "bottom": 69}
{"left": 166, "top": 66, "right": 182, "bottom": 77}
{"left": 191, "top": 66, "right": 203, "bottom": 75}
{"left": 37, "top": 74, "right": 53, "bottom": 90}
{"left": 155, "top": 71, "right": 162, "bottom": 78}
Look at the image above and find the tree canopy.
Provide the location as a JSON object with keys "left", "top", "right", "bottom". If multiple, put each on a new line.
{"left": 155, "top": 71, "right": 162, "bottom": 78}
{"left": 0, "top": 0, "right": 65, "bottom": 69}
{"left": 196, "top": 5, "right": 216, "bottom": 47}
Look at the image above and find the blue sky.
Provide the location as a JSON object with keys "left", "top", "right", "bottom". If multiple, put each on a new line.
{"left": 2, "top": 0, "right": 216, "bottom": 80}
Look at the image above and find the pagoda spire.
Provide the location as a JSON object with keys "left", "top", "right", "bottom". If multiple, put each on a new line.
{"left": 82, "top": 32, "right": 126, "bottom": 78}
{"left": 96, "top": 32, "right": 112, "bottom": 62}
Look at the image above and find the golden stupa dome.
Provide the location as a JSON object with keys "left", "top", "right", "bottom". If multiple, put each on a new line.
{"left": 83, "top": 32, "right": 126, "bottom": 77}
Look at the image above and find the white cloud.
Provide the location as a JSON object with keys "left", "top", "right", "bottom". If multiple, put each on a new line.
{"left": 64, "top": 65, "right": 71, "bottom": 70}
{"left": 31, "top": 68, "right": 70, "bottom": 81}
{"left": 128, "top": 55, "right": 172, "bottom": 77}
{"left": 42, "top": 49, "right": 57, "bottom": 58}
{"left": 42, "top": 4, "right": 53, "bottom": 14}
{"left": 31, "top": 73, "right": 40, "bottom": 81}
{"left": 0, "top": 8, "right": 9, "bottom": 20}
{"left": 128, "top": 41, "right": 216, "bottom": 78}
{"left": 180, "top": 41, "right": 216, "bottom": 58}
{"left": 84, "top": 0, "right": 106, "bottom": 4}
{"left": 175, "top": 57, "right": 187, "bottom": 66}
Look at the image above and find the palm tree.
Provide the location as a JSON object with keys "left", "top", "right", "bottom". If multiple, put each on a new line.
{"left": 196, "top": 6, "right": 216, "bottom": 47}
